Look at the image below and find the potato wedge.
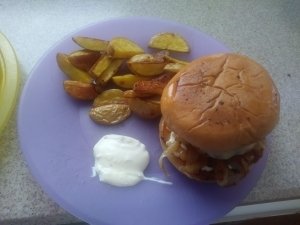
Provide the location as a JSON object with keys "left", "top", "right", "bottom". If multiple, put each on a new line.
{"left": 72, "top": 36, "right": 109, "bottom": 52}
{"left": 112, "top": 74, "right": 150, "bottom": 89}
{"left": 127, "top": 53, "right": 167, "bottom": 76}
{"left": 68, "top": 50, "right": 101, "bottom": 72}
{"left": 90, "top": 104, "right": 131, "bottom": 125}
{"left": 95, "top": 59, "right": 124, "bottom": 86}
{"left": 126, "top": 97, "right": 161, "bottom": 119}
{"left": 63, "top": 80, "right": 98, "bottom": 100}
{"left": 107, "top": 37, "right": 144, "bottom": 59}
{"left": 153, "top": 50, "right": 169, "bottom": 61}
{"left": 89, "top": 54, "right": 112, "bottom": 77}
{"left": 149, "top": 32, "right": 190, "bottom": 53}
{"left": 133, "top": 73, "right": 174, "bottom": 96}
{"left": 133, "top": 80, "right": 165, "bottom": 96}
{"left": 93, "top": 89, "right": 126, "bottom": 107}
{"left": 123, "top": 90, "right": 139, "bottom": 98}
{"left": 91, "top": 88, "right": 130, "bottom": 125}
{"left": 56, "top": 53, "right": 93, "bottom": 83}
{"left": 94, "top": 85, "right": 104, "bottom": 94}
{"left": 164, "top": 55, "right": 189, "bottom": 65}
{"left": 164, "top": 62, "right": 186, "bottom": 73}
{"left": 123, "top": 90, "right": 154, "bottom": 98}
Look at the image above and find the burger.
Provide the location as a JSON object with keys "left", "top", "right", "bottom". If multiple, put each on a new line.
{"left": 159, "top": 53, "right": 280, "bottom": 186}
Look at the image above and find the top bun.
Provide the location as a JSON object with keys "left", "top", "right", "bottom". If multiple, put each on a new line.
{"left": 160, "top": 53, "right": 280, "bottom": 154}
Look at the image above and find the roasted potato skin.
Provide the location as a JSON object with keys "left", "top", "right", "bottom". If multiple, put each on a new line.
{"left": 126, "top": 97, "right": 161, "bottom": 119}
{"left": 68, "top": 50, "right": 101, "bottom": 72}
{"left": 95, "top": 59, "right": 124, "bottom": 86}
{"left": 90, "top": 88, "right": 131, "bottom": 125}
{"left": 63, "top": 80, "right": 98, "bottom": 100}
{"left": 148, "top": 32, "right": 190, "bottom": 53}
{"left": 112, "top": 74, "right": 150, "bottom": 89}
{"left": 56, "top": 53, "right": 94, "bottom": 83}
{"left": 90, "top": 104, "right": 131, "bottom": 125}
{"left": 133, "top": 73, "right": 175, "bottom": 96}
{"left": 92, "top": 89, "right": 126, "bottom": 107}
{"left": 72, "top": 36, "right": 109, "bottom": 52}
{"left": 89, "top": 55, "right": 112, "bottom": 78}
{"left": 164, "top": 63, "right": 186, "bottom": 73}
{"left": 127, "top": 53, "right": 167, "bottom": 76}
{"left": 107, "top": 37, "right": 144, "bottom": 59}
{"left": 164, "top": 55, "right": 189, "bottom": 65}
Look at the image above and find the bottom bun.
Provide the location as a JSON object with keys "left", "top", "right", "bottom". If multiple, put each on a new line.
{"left": 159, "top": 119, "right": 264, "bottom": 186}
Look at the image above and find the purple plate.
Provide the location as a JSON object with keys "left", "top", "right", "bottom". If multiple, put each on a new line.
{"left": 18, "top": 17, "right": 268, "bottom": 225}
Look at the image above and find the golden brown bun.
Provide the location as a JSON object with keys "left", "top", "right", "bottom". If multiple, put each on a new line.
{"left": 159, "top": 118, "right": 264, "bottom": 186}
{"left": 161, "top": 53, "right": 280, "bottom": 154}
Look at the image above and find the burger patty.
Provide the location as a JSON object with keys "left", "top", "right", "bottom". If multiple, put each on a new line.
{"left": 159, "top": 119, "right": 264, "bottom": 186}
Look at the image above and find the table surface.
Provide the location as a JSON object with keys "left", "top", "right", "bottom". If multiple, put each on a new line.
{"left": 0, "top": 0, "right": 299, "bottom": 224}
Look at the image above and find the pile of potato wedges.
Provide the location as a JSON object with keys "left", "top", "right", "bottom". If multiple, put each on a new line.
{"left": 56, "top": 33, "right": 190, "bottom": 125}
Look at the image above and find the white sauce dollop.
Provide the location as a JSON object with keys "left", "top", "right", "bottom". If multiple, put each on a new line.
{"left": 92, "top": 134, "right": 172, "bottom": 187}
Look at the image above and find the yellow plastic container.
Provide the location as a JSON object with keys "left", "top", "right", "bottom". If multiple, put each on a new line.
{"left": 0, "top": 32, "right": 20, "bottom": 134}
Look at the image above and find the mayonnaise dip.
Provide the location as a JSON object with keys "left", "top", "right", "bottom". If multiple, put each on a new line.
{"left": 92, "top": 134, "right": 172, "bottom": 187}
